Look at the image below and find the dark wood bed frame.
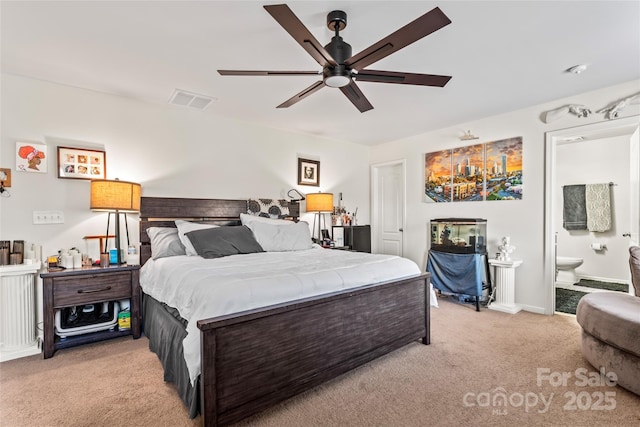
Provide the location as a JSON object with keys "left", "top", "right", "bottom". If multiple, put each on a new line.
{"left": 139, "top": 196, "right": 431, "bottom": 427}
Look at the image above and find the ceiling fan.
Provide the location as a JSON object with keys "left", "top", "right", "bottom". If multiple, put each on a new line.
{"left": 218, "top": 4, "right": 452, "bottom": 113}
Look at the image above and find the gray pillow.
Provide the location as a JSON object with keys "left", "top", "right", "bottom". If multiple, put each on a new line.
{"left": 175, "top": 220, "right": 219, "bottom": 256}
{"left": 185, "top": 226, "right": 264, "bottom": 259}
{"left": 146, "top": 227, "right": 186, "bottom": 259}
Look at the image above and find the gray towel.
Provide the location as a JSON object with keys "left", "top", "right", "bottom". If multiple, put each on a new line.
{"left": 586, "top": 183, "right": 612, "bottom": 232}
{"left": 563, "top": 185, "right": 587, "bottom": 230}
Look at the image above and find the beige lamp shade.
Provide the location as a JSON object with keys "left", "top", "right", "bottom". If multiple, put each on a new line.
{"left": 90, "top": 179, "right": 141, "bottom": 212}
{"left": 306, "top": 192, "right": 333, "bottom": 212}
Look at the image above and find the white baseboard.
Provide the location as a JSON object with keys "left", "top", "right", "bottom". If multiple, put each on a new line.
{"left": 518, "top": 304, "right": 546, "bottom": 315}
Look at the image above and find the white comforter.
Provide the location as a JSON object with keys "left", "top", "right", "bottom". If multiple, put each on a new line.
{"left": 140, "top": 246, "right": 422, "bottom": 384}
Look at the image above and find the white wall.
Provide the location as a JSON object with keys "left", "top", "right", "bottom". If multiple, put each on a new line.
{"left": 371, "top": 79, "right": 640, "bottom": 314}
{"left": 0, "top": 73, "right": 371, "bottom": 264}
{"left": 555, "top": 135, "right": 631, "bottom": 283}
{"left": 2, "top": 73, "right": 639, "bottom": 318}
{"left": 1, "top": 73, "right": 373, "bottom": 341}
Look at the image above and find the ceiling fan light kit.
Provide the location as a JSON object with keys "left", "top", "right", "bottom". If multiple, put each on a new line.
{"left": 324, "top": 65, "right": 351, "bottom": 88}
{"left": 218, "top": 4, "right": 452, "bottom": 112}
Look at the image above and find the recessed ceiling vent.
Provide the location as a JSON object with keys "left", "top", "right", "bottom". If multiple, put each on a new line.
{"left": 168, "top": 89, "right": 216, "bottom": 110}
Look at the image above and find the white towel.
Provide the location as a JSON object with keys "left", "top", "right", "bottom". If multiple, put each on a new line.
{"left": 585, "top": 183, "right": 612, "bottom": 232}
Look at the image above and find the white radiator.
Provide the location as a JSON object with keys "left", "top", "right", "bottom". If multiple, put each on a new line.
{"left": 0, "top": 263, "right": 41, "bottom": 362}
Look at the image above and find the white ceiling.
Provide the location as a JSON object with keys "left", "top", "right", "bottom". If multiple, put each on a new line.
{"left": 2, "top": 1, "right": 639, "bottom": 146}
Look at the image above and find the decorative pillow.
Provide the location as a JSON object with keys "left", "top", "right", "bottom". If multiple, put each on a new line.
{"left": 175, "top": 220, "right": 219, "bottom": 256}
{"left": 240, "top": 212, "right": 293, "bottom": 226}
{"left": 247, "top": 198, "right": 290, "bottom": 219}
{"left": 245, "top": 220, "right": 312, "bottom": 252}
{"left": 146, "top": 227, "right": 186, "bottom": 259}
{"left": 185, "top": 226, "right": 264, "bottom": 259}
{"left": 630, "top": 246, "right": 640, "bottom": 296}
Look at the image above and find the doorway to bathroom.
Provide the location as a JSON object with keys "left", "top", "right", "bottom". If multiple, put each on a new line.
{"left": 544, "top": 116, "right": 640, "bottom": 315}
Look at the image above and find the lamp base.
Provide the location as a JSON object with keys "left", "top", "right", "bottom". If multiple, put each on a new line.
{"left": 104, "top": 210, "right": 127, "bottom": 266}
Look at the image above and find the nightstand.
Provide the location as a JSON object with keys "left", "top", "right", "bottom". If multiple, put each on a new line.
{"left": 40, "top": 264, "right": 141, "bottom": 359}
{"left": 331, "top": 225, "right": 371, "bottom": 253}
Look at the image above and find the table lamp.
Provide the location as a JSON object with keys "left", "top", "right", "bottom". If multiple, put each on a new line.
{"left": 305, "top": 192, "right": 333, "bottom": 243}
{"left": 90, "top": 178, "right": 141, "bottom": 265}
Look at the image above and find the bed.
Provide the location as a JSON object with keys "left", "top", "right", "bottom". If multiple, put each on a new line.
{"left": 138, "top": 196, "right": 431, "bottom": 426}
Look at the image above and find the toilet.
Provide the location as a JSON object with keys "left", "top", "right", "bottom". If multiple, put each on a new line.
{"left": 556, "top": 256, "right": 584, "bottom": 285}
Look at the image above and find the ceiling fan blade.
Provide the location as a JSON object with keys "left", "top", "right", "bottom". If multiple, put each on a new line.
{"left": 340, "top": 81, "right": 374, "bottom": 113}
{"left": 345, "top": 7, "right": 451, "bottom": 71}
{"left": 355, "top": 69, "right": 451, "bottom": 87}
{"left": 218, "top": 70, "right": 320, "bottom": 76}
{"left": 264, "top": 4, "right": 337, "bottom": 68}
{"left": 277, "top": 81, "right": 325, "bottom": 108}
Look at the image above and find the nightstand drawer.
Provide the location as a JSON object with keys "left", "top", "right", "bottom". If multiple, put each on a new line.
{"left": 53, "top": 272, "right": 131, "bottom": 307}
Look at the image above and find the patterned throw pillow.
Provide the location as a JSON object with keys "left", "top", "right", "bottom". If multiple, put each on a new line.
{"left": 247, "top": 198, "right": 290, "bottom": 219}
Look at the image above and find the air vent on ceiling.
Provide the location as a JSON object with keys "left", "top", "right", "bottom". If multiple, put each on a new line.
{"left": 168, "top": 89, "right": 216, "bottom": 110}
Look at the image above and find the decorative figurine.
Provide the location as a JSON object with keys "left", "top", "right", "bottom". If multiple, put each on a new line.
{"left": 498, "top": 236, "right": 516, "bottom": 261}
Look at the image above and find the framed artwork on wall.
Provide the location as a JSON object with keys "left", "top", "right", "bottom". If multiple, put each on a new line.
{"left": 424, "top": 136, "right": 523, "bottom": 203}
{"left": 451, "top": 143, "right": 484, "bottom": 202}
{"left": 57, "top": 146, "right": 106, "bottom": 180}
{"left": 16, "top": 142, "right": 48, "bottom": 173}
{"left": 485, "top": 137, "right": 523, "bottom": 201}
{"left": 424, "top": 149, "right": 452, "bottom": 202}
{"left": 298, "top": 158, "right": 320, "bottom": 186}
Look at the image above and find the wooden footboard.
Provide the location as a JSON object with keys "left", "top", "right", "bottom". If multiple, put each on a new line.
{"left": 197, "top": 272, "right": 430, "bottom": 427}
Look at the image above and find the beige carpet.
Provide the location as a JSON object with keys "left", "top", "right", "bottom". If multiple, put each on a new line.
{"left": 1, "top": 297, "right": 639, "bottom": 426}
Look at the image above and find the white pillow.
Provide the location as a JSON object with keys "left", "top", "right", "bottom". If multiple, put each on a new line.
{"left": 175, "top": 220, "right": 219, "bottom": 256}
{"left": 240, "top": 213, "right": 293, "bottom": 226}
{"left": 146, "top": 227, "right": 186, "bottom": 259}
{"left": 245, "top": 220, "right": 312, "bottom": 252}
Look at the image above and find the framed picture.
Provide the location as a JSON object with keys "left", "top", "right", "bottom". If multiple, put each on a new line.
{"left": 424, "top": 149, "right": 452, "bottom": 203}
{"left": 16, "top": 142, "right": 48, "bottom": 173}
{"left": 424, "top": 136, "right": 523, "bottom": 203}
{"left": 485, "top": 137, "right": 523, "bottom": 201}
{"left": 298, "top": 158, "right": 320, "bottom": 186}
{"left": 57, "top": 146, "right": 106, "bottom": 180}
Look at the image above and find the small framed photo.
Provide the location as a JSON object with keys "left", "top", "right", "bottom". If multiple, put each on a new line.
{"left": 298, "top": 158, "right": 320, "bottom": 186}
{"left": 57, "top": 146, "right": 106, "bottom": 180}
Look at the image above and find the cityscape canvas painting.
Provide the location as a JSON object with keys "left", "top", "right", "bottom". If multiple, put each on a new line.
{"left": 425, "top": 137, "right": 523, "bottom": 203}
{"left": 424, "top": 149, "right": 453, "bottom": 203}
{"left": 451, "top": 143, "right": 484, "bottom": 202}
{"left": 485, "top": 137, "right": 523, "bottom": 201}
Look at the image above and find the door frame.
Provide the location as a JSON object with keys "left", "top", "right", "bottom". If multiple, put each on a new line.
{"left": 543, "top": 115, "right": 640, "bottom": 314}
{"left": 371, "top": 159, "right": 407, "bottom": 255}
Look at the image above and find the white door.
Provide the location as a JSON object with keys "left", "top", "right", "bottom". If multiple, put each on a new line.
{"left": 372, "top": 161, "right": 405, "bottom": 256}
{"left": 629, "top": 128, "right": 640, "bottom": 247}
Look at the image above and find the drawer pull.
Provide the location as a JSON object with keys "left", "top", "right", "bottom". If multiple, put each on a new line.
{"left": 77, "top": 286, "right": 112, "bottom": 294}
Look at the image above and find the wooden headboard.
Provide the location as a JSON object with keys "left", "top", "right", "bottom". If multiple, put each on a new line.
{"left": 139, "top": 196, "right": 300, "bottom": 265}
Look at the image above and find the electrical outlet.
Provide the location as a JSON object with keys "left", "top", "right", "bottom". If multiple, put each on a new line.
{"left": 33, "top": 210, "right": 65, "bottom": 224}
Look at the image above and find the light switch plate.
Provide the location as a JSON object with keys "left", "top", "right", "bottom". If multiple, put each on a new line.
{"left": 33, "top": 210, "right": 64, "bottom": 224}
